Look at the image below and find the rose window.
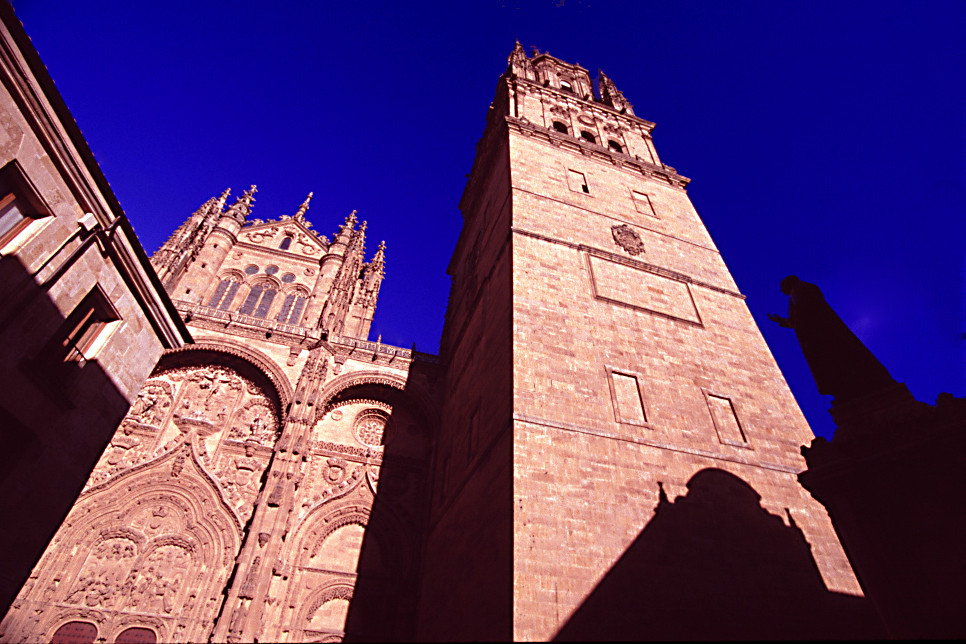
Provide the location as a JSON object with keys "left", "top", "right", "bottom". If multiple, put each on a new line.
{"left": 353, "top": 409, "right": 390, "bottom": 447}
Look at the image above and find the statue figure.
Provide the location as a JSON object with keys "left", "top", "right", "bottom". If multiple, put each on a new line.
{"left": 768, "top": 276, "right": 895, "bottom": 404}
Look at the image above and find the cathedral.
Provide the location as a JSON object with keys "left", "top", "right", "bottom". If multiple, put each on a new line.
{"left": 2, "top": 22, "right": 910, "bottom": 642}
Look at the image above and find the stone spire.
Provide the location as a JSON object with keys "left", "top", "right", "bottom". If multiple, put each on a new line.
{"left": 358, "top": 240, "right": 386, "bottom": 315}
{"left": 333, "top": 210, "right": 357, "bottom": 249}
{"left": 151, "top": 189, "right": 230, "bottom": 287}
{"left": 294, "top": 192, "right": 313, "bottom": 223}
{"left": 226, "top": 185, "right": 257, "bottom": 223}
{"left": 598, "top": 70, "right": 634, "bottom": 115}
{"left": 214, "top": 187, "right": 231, "bottom": 213}
{"left": 371, "top": 240, "right": 386, "bottom": 275}
{"left": 508, "top": 40, "right": 535, "bottom": 80}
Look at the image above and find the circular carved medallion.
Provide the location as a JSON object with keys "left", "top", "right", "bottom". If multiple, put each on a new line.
{"left": 353, "top": 409, "right": 390, "bottom": 447}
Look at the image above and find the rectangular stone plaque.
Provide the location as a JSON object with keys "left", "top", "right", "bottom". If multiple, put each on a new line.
{"left": 588, "top": 255, "right": 701, "bottom": 324}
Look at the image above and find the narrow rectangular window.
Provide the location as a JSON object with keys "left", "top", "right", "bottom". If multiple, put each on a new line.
{"left": 632, "top": 191, "right": 657, "bottom": 217}
{"left": 253, "top": 288, "right": 276, "bottom": 319}
{"left": 567, "top": 169, "right": 589, "bottom": 194}
{"left": 221, "top": 281, "right": 240, "bottom": 310}
{"left": 276, "top": 294, "right": 296, "bottom": 322}
{"left": 237, "top": 285, "right": 263, "bottom": 316}
{"left": 288, "top": 297, "right": 306, "bottom": 325}
{"left": 0, "top": 160, "right": 50, "bottom": 247}
{"left": 207, "top": 280, "right": 229, "bottom": 307}
{"left": 610, "top": 371, "right": 647, "bottom": 425}
{"left": 706, "top": 394, "right": 748, "bottom": 445}
{"left": 59, "top": 288, "right": 119, "bottom": 363}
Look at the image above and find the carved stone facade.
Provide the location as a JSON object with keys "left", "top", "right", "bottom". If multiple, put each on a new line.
{"left": 2, "top": 175, "right": 440, "bottom": 642}
{"left": 1, "top": 35, "right": 896, "bottom": 643}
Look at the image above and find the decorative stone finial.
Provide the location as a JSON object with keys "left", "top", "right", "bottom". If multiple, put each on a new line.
{"left": 508, "top": 41, "right": 534, "bottom": 79}
{"left": 226, "top": 185, "right": 257, "bottom": 223}
{"left": 599, "top": 70, "right": 633, "bottom": 114}
{"left": 216, "top": 187, "right": 231, "bottom": 208}
{"left": 294, "top": 192, "right": 313, "bottom": 222}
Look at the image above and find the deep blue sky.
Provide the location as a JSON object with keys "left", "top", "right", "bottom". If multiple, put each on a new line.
{"left": 12, "top": 1, "right": 964, "bottom": 440}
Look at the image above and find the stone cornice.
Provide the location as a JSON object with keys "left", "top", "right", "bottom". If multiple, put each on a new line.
{"left": 512, "top": 75, "right": 656, "bottom": 130}
{"left": 505, "top": 115, "right": 690, "bottom": 189}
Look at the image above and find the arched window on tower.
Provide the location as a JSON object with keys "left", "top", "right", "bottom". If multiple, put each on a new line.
{"left": 276, "top": 292, "right": 308, "bottom": 325}
{"left": 580, "top": 130, "right": 597, "bottom": 144}
{"left": 552, "top": 121, "right": 569, "bottom": 134}
{"left": 608, "top": 139, "right": 623, "bottom": 154}
{"left": 207, "top": 278, "right": 241, "bottom": 310}
{"left": 279, "top": 236, "right": 293, "bottom": 250}
{"left": 237, "top": 283, "right": 278, "bottom": 318}
{"left": 560, "top": 79, "right": 573, "bottom": 93}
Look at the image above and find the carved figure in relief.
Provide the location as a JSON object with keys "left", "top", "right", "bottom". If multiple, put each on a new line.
{"left": 233, "top": 442, "right": 261, "bottom": 490}
{"left": 103, "top": 428, "right": 142, "bottom": 474}
{"left": 148, "top": 506, "right": 167, "bottom": 531}
{"left": 323, "top": 458, "right": 348, "bottom": 485}
{"left": 229, "top": 399, "right": 277, "bottom": 445}
{"left": 127, "top": 545, "right": 190, "bottom": 614}
{"left": 128, "top": 384, "right": 171, "bottom": 427}
{"left": 66, "top": 538, "right": 137, "bottom": 609}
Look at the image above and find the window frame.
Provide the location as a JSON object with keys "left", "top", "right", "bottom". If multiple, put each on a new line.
{"left": 57, "top": 286, "right": 121, "bottom": 365}
{"left": 0, "top": 159, "right": 52, "bottom": 251}
{"left": 567, "top": 169, "right": 590, "bottom": 195}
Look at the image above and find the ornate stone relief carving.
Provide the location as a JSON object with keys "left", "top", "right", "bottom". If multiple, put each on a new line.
{"left": 611, "top": 224, "right": 645, "bottom": 256}
{"left": 240, "top": 226, "right": 279, "bottom": 244}
{"left": 1, "top": 357, "right": 286, "bottom": 642}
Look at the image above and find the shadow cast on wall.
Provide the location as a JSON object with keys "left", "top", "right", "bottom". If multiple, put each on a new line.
{"left": 340, "top": 357, "right": 442, "bottom": 642}
{"left": 555, "top": 469, "right": 884, "bottom": 641}
{"left": 0, "top": 255, "right": 131, "bottom": 618}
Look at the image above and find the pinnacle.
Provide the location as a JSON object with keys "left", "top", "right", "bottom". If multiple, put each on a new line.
{"left": 294, "top": 192, "right": 313, "bottom": 221}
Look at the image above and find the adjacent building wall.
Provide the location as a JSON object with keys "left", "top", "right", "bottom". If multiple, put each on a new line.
{"left": 0, "top": 4, "right": 190, "bottom": 619}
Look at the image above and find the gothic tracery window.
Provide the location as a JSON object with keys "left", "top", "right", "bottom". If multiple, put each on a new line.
{"left": 208, "top": 278, "right": 241, "bottom": 310}
{"left": 237, "top": 284, "right": 278, "bottom": 318}
{"left": 276, "top": 292, "right": 307, "bottom": 325}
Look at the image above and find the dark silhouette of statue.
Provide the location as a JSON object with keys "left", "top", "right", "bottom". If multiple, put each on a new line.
{"left": 768, "top": 276, "right": 895, "bottom": 404}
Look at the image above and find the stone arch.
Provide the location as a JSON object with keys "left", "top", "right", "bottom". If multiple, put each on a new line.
{"left": 315, "top": 371, "right": 439, "bottom": 460}
{"left": 317, "top": 370, "right": 407, "bottom": 411}
{"left": 294, "top": 498, "right": 411, "bottom": 578}
{"left": 33, "top": 447, "right": 241, "bottom": 639}
{"left": 219, "top": 268, "right": 246, "bottom": 282}
{"left": 158, "top": 341, "right": 293, "bottom": 414}
{"left": 111, "top": 622, "right": 162, "bottom": 643}
{"left": 299, "top": 582, "right": 355, "bottom": 631}
{"left": 248, "top": 274, "right": 282, "bottom": 291}
{"left": 297, "top": 503, "right": 371, "bottom": 567}
{"left": 45, "top": 613, "right": 104, "bottom": 643}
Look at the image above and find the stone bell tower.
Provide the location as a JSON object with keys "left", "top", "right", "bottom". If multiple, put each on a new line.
{"left": 417, "top": 44, "right": 876, "bottom": 641}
